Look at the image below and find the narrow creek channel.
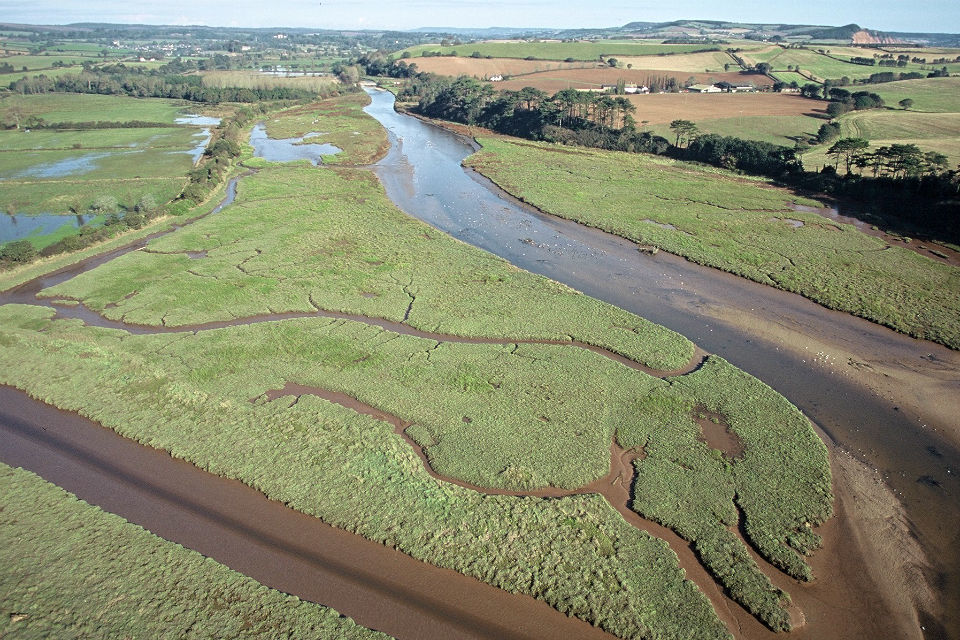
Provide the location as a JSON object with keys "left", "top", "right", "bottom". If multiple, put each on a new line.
{"left": 362, "top": 88, "right": 960, "bottom": 639}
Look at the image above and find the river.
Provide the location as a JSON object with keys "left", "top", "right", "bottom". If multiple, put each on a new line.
{"left": 362, "top": 88, "right": 960, "bottom": 639}
{"left": 1, "top": 89, "right": 957, "bottom": 639}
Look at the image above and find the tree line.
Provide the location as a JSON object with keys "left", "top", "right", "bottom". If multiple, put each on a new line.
{"left": 391, "top": 70, "right": 957, "bottom": 240}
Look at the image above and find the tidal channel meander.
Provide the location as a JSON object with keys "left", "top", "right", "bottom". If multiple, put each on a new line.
{"left": 1, "top": 88, "right": 957, "bottom": 640}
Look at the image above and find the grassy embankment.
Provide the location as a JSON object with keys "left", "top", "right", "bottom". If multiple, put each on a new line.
{"left": 2, "top": 104, "right": 832, "bottom": 632}
{"left": 465, "top": 137, "right": 960, "bottom": 348}
{"left": 0, "top": 464, "right": 390, "bottom": 639}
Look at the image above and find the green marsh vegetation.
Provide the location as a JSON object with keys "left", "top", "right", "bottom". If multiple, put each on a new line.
{"left": 262, "top": 92, "right": 389, "bottom": 165}
{"left": 42, "top": 165, "right": 692, "bottom": 371}
{"left": 0, "top": 93, "right": 833, "bottom": 635}
{"left": 465, "top": 137, "right": 960, "bottom": 348}
{"left": 0, "top": 464, "right": 390, "bottom": 640}
{"left": 11, "top": 162, "right": 831, "bottom": 632}
{"left": 0, "top": 303, "right": 729, "bottom": 640}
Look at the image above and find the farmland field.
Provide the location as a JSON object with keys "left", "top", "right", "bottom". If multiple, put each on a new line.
{"left": 615, "top": 50, "right": 735, "bottom": 73}
{"left": 398, "top": 55, "right": 593, "bottom": 78}
{"left": 625, "top": 92, "right": 824, "bottom": 124}
{"left": 400, "top": 40, "right": 721, "bottom": 61}
{"left": 802, "top": 109, "right": 960, "bottom": 170}
{"left": 866, "top": 76, "right": 960, "bottom": 112}
{"left": 0, "top": 464, "right": 389, "bottom": 639}
{"left": 645, "top": 114, "right": 820, "bottom": 146}
{"left": 465, "top": 136, "right": 960, "bottom": 348}
{"left": 494, "top": 68, "right": 772, "bottom": 93}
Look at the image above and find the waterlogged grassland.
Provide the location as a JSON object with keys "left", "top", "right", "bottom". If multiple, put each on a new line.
{"left": 0, "top": 95, "right": 204, "bottom": 223}
{"left": 262, "top": 92, "right": 388, "bottom": 165}
{"left": 0, "top": 464, "right": 390, "bottom": 640}
{"left": 0, "top": 304, "right": 729, "bottom": 640}
{"left": 0, "top": 126, "right": 199, "bottom": 152}
{"left": 466, "top": 137, "right": 960, "bottom": 348}
{"left": 401, "top": 41, "right": 717, "bottom": 61}
{"left": 44, "top": 165, "right": 692, "bottom": 371}
{"left": 0, "top": 177, "right": 187, "bottom": 217}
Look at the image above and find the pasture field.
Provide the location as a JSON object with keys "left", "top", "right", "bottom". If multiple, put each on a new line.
{"left": 0, "top": 464, "right": 389, "bottom": 640}
{"left": 866, "top": 76, "right": 960, "bottom": 113}
{"left": 400, "top": 41, "right": 720, "bottom": 61}
{"left": 0, "top": 53, "right": 100, "bottom": 71}
{"left": 0, "top": 92, "right": 190, "bottom": 124}
{"left": 3, "top": 158, "right": 832, "bottom": 632}
{"left": 398, "top": 56, "right": 593, "bottom": 78}
{"left": 260, "top": 92, "right": 388, "bottom": 165}
{"left": 626, "top": 92, "right": 823, "bottom": 125}
{"left": 494, "top": 68, "right": 771, "bottom": 93}
{"left": 645, "top": 114, "right": 820, "bottom": 146}
{"left": 465, "top": 137, "right": 960, "bottom": 348}
{"left": 200, "top": 69, "right": 340, "bottom": 93}
{"left": 769, "top": 71, "right": 814, "bottom": 85}
{"left": 802, "top": 109, "right": 960, "bottom": 172}
{"left": 614, "top": 50, "right": 734, "bottom": 73}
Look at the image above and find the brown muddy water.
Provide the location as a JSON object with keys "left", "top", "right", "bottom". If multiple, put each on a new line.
{"left": 0, "top": 386, "right": 615, "bottom": 640}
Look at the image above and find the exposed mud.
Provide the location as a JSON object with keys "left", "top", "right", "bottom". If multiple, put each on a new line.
{"left": 0, "top": 386, "right": 615, "bottom": 640}
{"left": 693, "top": 407, "right": 744, "bottom": 460}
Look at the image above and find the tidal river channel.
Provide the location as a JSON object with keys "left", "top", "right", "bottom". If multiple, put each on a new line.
{"left": 362, "top": 88, "right": 960, "bottom": 639}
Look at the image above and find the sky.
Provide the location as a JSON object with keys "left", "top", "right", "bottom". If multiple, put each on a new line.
{"left": 1, "top": 0, "right": 958, "bottom": 34}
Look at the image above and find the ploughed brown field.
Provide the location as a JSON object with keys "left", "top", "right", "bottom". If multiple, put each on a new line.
{"left": 403, "top": 56, "right": 594, "bottom": 77}
{"left": 494, "top": 67, "right": 773, "bottom": 92}
{"left": 625, "top": 93, "right": 824, "bottom": 124}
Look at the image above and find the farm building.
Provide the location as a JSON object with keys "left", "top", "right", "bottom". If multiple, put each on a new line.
{"left": 687, "top": 84, "right": 723, "bottom": 93}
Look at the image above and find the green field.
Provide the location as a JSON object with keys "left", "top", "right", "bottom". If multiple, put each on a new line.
{"left": 2, "top": 141, "right": 835, "bottom": 633}
{"left": 647, "top": 114, "right": 820, "bottom": 146}
{"left": 867, "top": 76, "right": 960, "bottom": 113}
{"left": 0, "top": 464, "right": 390, "bottom": 639}
{"left": 0, "top": 126, "right": 197, "bottom": 152}
{"left": 465, "top": 137, "right": 960, "bottom": 348}
{"left": 400, "top": 41, "right": 719, "bottom": 61}
{"left": 0, "top": 93, "right": 191, "bottom": 124}
{"left": 802, "top": 109, "right": 960, "bottom": 171}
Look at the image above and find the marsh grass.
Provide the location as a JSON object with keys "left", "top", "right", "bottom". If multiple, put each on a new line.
{"left": 466, "top": 137, "right": 960, "bottom": 348}
{"left": 263, "top": 93, "right": 389, "bottom": 165}
{"left": 0, "top": 464, "right": 390, "bottom": 640}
